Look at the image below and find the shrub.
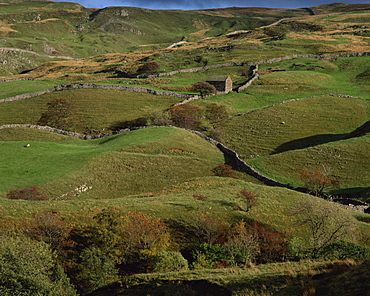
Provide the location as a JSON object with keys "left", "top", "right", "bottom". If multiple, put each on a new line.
{"left": 250, "top": 221, "right": 289, "bottom": 263}
{"left": 287, "top": 237, "right": 311, "bottom": 260}
{"left": 317, "top": 241, "right": 370, "bottom": 260}
{"left": 77, "top": 246, "right": 119, "bottom": 295}
{"left": 151, "top": 251, "right": 189, "bottom": 272}
{"left": 191, "top": 81, "right": 217, "bottom": 98}
{"left": 211, "top": 163, "right": 237, "bottom": 179}
{"left": 0, "top": 235, "right": 77, "bottom": 296}
{"left": 167, "top": 104, "right": 203, "bottom": 129}
{"left": 191, "top": 243, "right": 226, "bottom": 269}
{"left": 6, "top": 186, "right": 48, "bottom": 201}
{"left": 38, "top": 97, "right": 84, "bottom": 132}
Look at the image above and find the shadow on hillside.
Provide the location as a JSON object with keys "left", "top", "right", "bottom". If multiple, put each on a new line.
{"left": 331, "top": 186, "right": 370, "bottom": 204}
{"left": 98, "top": 135, "right": 119, "bottom": 145}
{"left": 109, "top": 118, "right": 147, "bottom": 131}
{"left": 89, "top": 280, "right": 232, "bottom": 296}
{"left": 272, "top": 133, "right": 346, "bottom": 154}
{"left": 212, "top": 199, "right": 241, "bottom": 210}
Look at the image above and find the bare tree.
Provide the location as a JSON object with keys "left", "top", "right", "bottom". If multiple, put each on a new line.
{"left": 292, "top": 198, "right": 357, "bottom": 257}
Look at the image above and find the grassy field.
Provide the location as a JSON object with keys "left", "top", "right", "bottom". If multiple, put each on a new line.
{"left": 0, "top": 88, "right": 181, "bottom": 132}
{"left": 246, "top": 134, "right": 370, "bottom": 195}
{"left": 221, "top": 95, "right": 370, "bottom": 155}
{"left": 0, "top": 79, "right": 68, "bottom": 99}
{"left": 89, "top": 259, "right": 369, "bottom": 296}
{"left": 0, "top": 126, "right": 227, "bottom": 198}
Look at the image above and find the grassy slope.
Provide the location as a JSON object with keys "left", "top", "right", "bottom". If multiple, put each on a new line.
{"left": 0, "top": 4, "right": 370, "bottom": 295}
{"left": 221, "top": 95, "right": 370, "bottom": 156}
{"left": 2, "top": 169, "right": 369, "bottom": 246}
{"left": 0, "top": 126, "right": 225, "bottom": 198}
{"left": 0, "top": 88, "right": 181, "bottom": 132}
{"left": 89, "top": 260, "right": 369, "bottom": 296}
{"left": 246, "top": 134, "right": 370, "bottom": 196}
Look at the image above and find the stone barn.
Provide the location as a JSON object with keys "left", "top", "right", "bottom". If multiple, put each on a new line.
{"left": 206, "top": 76, "right": 233, "bottom": 94}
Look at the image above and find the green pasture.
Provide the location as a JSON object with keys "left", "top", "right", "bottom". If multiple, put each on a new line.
{"left": 0, "top": 79, "right": 67, "bottom": 99}
{"left": 0, "top": 88, "right": 180, "bottom": 132}
{"left": 221, "top": 95, "right": 370, "bottom": 156}
{"left": 0, "top": 126, "right": 225, "bottom": 198}
{"left": 246, "top": 134, "right": 370, "bottom": 199}
{"left": 245, "top": 57, "right": 370, "bottom": 100}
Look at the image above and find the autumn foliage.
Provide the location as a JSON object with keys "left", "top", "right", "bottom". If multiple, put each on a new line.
{"left": 238, "top": 189, "right": 259, "bottom": 212}
{"left": 120, "top": 211, "right": 170, "bottom": 262}
{"left": 249, "top": 221, "right": 289, "bottom": 263}
{"left": 300, "top": 169, "right": 339, "bottom": 196}
{"left": 167, "top": 103, "right": 203, "bottom": 129}
{"left": 211, "top": 163, "right": 237, "bottom": 179}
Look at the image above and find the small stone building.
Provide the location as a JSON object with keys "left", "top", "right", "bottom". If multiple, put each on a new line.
{"left": 206, "top": 76, "right": 233, "bottom": 94}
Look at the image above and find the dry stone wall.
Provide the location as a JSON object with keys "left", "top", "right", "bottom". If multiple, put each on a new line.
{"left": 1, "top": 123, "right": 369, "bottom": 212}
{"left": 188, "top": 129, "right": 294, "bottom": 188}
{"left": 0, "top": 83, "right": 196, "bottom": 103}
{"left": 2, "top": 52, "right": 369, "bottom": 104}
{"left": 238, "top": 65, "right": 259, "bottom": 92}
{"left": 139, "top": 52, "right": 370, "bottom": 78}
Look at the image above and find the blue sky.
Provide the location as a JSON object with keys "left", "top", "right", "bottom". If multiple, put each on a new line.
{"left": 53, "top": 0, "right": 370, "bottom": 10}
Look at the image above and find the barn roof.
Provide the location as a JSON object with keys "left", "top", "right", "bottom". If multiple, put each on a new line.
{"left": 206, "top": 76, "right": 230, "bottom": 82}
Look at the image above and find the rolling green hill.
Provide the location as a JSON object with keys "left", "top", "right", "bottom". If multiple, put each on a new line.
{"left": 0, "top": 126, "right": 225, "bottom": 198}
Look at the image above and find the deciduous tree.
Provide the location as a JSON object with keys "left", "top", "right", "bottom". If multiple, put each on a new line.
{"left": 238, "top": 189, "right": 259, "bottom": 212}
{"left": 292, "top": 199, "right": 357, "bottom": 257}
{"left": 38, "top": 97, "right": 84, "bottom": 132}
{"left": 120, "top": 211, "right": 170, "bottom": 263}
{"left": 23, "top": 212, "right": 70, "bottom": 251}
{"left": 0, "top": 234, "right": 77, "bottom": 296}
{"left": 205, "top": 103, "right": 228, "bottom": 128}
{"left": 224, "top": 220, "right": 259, "bottom": 266}
{"left": 300, "top": 168, "right": 339, "bottom": 197}
{"left": 191, "top": 81, "right": 217, "bottom": 98}
{"left": 167, "top": 103, "right": 203, "bottom": 129}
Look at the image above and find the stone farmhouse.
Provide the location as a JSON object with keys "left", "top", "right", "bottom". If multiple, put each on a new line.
{"left": 206, "top": 76, "right": 233, "bottom": 94}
